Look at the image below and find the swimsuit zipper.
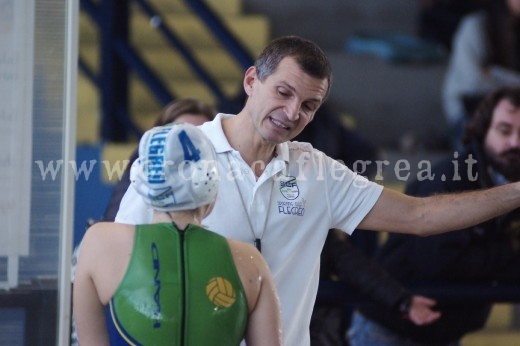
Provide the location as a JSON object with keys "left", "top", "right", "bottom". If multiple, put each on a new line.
{"left": 179, "top": 227, "right": 187, "bottom": 346}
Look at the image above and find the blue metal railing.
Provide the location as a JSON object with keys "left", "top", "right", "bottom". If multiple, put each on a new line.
{"left": 114, "top": 40, "right": 173, "bottom": 106}
{"left": 133, "top": 0, "right": 227, "bottom": 103}
{"left": 79, "top": 0, "right": 254, "bottom": 141}
{"left": 183, "top": 0, "right": 254, "bottom": 69}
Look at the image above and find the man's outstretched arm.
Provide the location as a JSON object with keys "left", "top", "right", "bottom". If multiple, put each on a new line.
{"left": 358, "top": 183, "right": 520, "bottom": 236}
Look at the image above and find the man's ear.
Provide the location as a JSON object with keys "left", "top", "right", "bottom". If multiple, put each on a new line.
{"left": 243, "top": 66, "right": 257, "bottom": 96}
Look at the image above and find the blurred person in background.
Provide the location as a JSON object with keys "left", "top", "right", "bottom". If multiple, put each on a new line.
{"left": 443, "top": 0, "right": 520, "bottom": 148}
{"left": 349, "top": 86, "right": 520, "bottom": 346}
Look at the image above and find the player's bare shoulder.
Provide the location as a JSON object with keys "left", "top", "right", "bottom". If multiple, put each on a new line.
{"left": 80, "top": 222, "right": 135, "bottom": 267}
{"left": 226, "top": 239, "right": 268, "bottom": 274}
{"left": 226, "top": 239, "right": 268, "bottom": 309}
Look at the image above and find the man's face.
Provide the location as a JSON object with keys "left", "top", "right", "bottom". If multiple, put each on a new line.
{"left": 244, "top": 56, "right": 329, "bottom": 144}
{"left": 484, "top": 98, "right": 520, "bottom": 181}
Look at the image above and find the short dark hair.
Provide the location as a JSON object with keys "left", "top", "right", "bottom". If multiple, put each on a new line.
{"left": 254, "top": 35, "right": 333, "bottom": 100}
{"left": 463, "top": 86, "right": 520, "bottom": 145}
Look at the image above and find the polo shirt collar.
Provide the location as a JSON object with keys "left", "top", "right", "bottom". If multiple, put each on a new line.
{"left": 201, "top": 113, "right": 290, "bottom": 164}
{"left": 199, "top": 113, "right": 235, "bottom": 154}
{"left": 276, "top": 141, "right": 290, "bottom": 164}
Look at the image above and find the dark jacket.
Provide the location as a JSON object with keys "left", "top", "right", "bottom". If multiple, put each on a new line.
{"left": 320, "top": 230, "right": 411, "bottom": 311}
{"left": 359, "top": 144, "right": 520, "bottom": 343}
{"left": 311, "top": 230, "right": 412, "bottom": 346}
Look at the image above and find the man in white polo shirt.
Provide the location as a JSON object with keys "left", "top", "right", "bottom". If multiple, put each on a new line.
{"left": 116, "top": 36, "right": 520, "bottom": 346}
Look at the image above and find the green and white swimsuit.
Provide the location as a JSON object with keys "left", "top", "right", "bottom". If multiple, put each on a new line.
{"left": 105, "top": 223, "right": 248, "bottom": 345}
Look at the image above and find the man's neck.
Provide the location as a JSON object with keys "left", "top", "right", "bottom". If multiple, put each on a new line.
{"left": 222, "top": 113, "right": 277, "bottom": 177}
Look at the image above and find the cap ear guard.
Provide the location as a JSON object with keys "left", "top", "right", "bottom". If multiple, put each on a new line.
{"left": 130, "top": 123, "right": 219, "bottom": 212}
{"left": 189, "top": 159, "right": 219, "bottom": 205}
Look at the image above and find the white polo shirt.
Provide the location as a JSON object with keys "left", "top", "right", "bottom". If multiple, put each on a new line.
{"left": 116, "top": 113, "right": 383, "bottom": 346}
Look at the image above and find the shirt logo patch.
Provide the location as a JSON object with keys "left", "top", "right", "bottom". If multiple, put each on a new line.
{"left": 279, "top": 175, "right": 299, "bottom": 200}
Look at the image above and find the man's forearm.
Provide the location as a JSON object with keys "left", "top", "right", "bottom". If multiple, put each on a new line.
{"left": 359, "top": 182, "right": 520, "bottom": 236}
{"left": 414, "top": 182, "right": 520, "bottom": 236}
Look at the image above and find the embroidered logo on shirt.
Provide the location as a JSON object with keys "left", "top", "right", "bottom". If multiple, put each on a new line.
{"left": 279, "top": 175, "right": 299, "bottom": 200}
{"left": 277, "top": 176, "right": 305, "bottom": 216}
{"left": 206, "top": 277, "right": 236, "bottom": 308}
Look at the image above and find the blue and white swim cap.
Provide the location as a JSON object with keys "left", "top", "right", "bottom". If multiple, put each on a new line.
{"left": 130, "top": 123, "right": 219, "bottom": 212}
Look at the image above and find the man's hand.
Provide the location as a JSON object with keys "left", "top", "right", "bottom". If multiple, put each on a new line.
{"left": 408, "top": 295, "right": 441, "bottom": 326}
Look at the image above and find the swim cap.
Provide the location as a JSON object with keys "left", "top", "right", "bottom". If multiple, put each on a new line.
{"left": 130, "top": 123, "right": 219, "bottom": 212}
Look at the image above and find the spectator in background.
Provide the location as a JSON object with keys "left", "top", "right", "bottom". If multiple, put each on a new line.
{"left": 349, "top": 86, "right": 520, "bottom": 346}
{"left": 102, "top": 98, "right": 215, "bottom": 221}
{"left": 74, "top": 123, "right": 282, "bottom": 345}
{"left": 443, "top": 0, "right": 520, "bottom": 148}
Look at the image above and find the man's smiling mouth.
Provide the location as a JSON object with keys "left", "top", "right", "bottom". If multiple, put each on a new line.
{"left": 269, "top": 117, "right": 290, "bottom": 130}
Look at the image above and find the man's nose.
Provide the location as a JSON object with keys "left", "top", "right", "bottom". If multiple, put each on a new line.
{"left": 508, "top": 133, "right": 520, "bottom": 148}
{"left": 285, "top": 101, "right": 300, "bottom": 121}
